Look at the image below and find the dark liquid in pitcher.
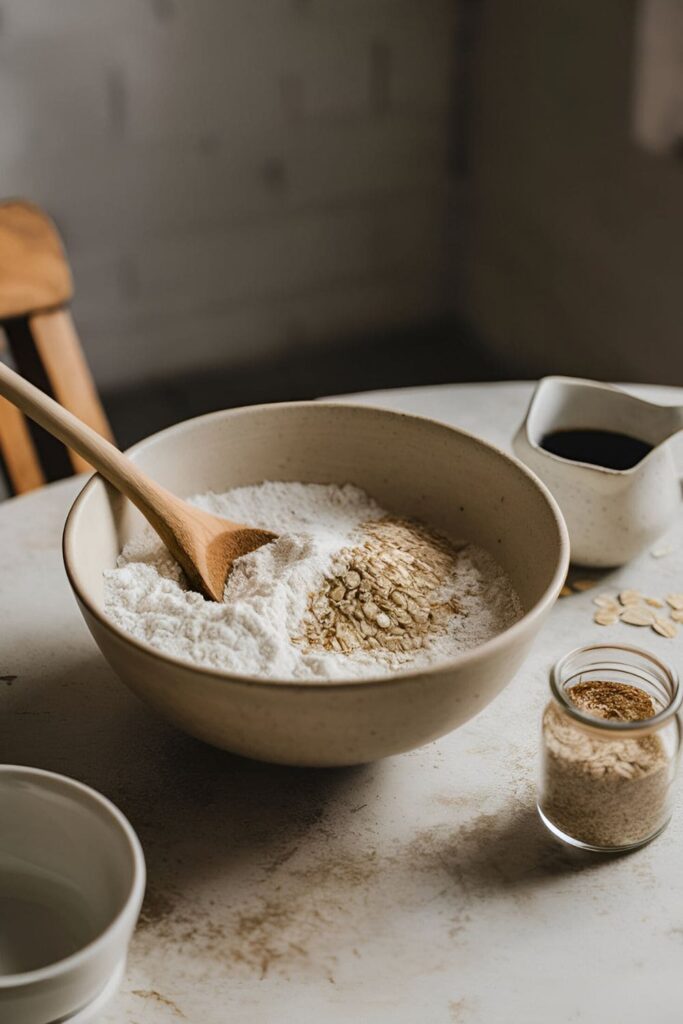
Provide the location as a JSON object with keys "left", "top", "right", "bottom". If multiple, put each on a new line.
{"left": 540, "top": 429, "right": 653, "bottom": 470}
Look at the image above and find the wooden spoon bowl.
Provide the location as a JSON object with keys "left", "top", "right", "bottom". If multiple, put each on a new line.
{"left": 0, "top": 361, "right": 276, "bottom": 599}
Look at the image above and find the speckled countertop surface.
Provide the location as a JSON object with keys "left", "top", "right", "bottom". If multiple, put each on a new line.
{"left": 2, "top": 382, "right": 683, "bottom": 1024}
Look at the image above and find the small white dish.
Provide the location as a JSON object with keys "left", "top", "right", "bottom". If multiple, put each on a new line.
{"left": 62, "top": 957, "right": 125, "bottom": 1024}
{"left": 0, "top": 766, "right": 145, "bottom": 1024}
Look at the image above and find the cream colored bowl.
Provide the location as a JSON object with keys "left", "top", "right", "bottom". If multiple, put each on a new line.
{"left": 63, "top": 402, "right": 569, "bottom": 767}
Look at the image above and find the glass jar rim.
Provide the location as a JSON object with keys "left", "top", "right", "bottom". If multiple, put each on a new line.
{"left": 550, "top": 642, "right": 681, "bottom": 733}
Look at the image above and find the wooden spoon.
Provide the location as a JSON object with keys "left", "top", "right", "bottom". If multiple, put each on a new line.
{"left": 0, "top": 361, "right": 276, "bottom": 600}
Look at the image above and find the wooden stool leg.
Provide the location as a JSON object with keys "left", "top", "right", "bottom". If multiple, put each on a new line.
{"left": 0, "top": 327, "right": 43, "bottom": 493}
{"left": 30, "top": 309, "right": 114, "bottom": 475}
{"left": 3, "top": 316, "right": 73, "bottom": 483}
{"left": 0, "top": 200, "right": 113, "bottom": 490}
{"left": 0, "top": 393, "right": 45, "bottom": 493}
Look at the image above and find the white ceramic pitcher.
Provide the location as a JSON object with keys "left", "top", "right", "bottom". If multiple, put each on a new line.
{"left": 513, "top": 377, "right": 683, "bottom": 567}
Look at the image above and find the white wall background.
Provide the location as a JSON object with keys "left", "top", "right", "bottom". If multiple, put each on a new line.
{"left": 0, "top": 0, "right": 458, "bottom": 390}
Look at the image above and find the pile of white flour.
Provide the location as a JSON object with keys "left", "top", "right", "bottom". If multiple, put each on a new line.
{"left": 103, "top": 482, "right": 523, "bottom": 681}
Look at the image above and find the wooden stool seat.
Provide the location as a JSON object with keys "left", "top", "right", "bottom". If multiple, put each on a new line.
{"left": 0, "top": 199, "right": 113, "bottom": 494}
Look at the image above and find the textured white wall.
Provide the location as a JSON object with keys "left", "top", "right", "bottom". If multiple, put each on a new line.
{"left": 0, "top": 0, "right": 458, "bottom": 389}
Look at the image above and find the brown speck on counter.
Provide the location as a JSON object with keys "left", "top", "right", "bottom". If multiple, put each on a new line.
{"left": 130, "top": 798, "right": 604, "bottom": 984}
{"left": 431, "top": 791, "right": 476, "bottom": 810}
{"left": 131, "top": 990, "right": 186, "bottom": 1017}
{"left": 231, "top": 897, "right": 319, "bottom": 979}
{"left": 137, "top": 887, "right": 179, "bottom": 931}
{"left": 449, "top": 998, "right": 471, "bottom": 1022}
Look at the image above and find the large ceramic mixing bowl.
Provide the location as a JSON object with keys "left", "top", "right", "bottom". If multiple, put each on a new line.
{"left": 63, "top": 402, "right": 569, "bottom": 766}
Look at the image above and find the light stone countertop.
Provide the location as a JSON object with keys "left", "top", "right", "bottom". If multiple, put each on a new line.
{"left": 2, "top": 381, "right": 683, "bottom": 1024}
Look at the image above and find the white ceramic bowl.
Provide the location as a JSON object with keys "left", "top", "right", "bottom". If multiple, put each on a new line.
{"left": 0, "top": 766, "right": 145, "bottom": 1024}
{"left": 64, "top": 401, "right": 569, "bottom": 766}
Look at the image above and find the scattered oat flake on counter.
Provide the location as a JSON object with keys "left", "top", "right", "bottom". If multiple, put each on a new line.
{"left": 653, "top": 617, "right": 678, "bottom": 639}
{"left": 652, "top": 544, "right": 676, "bottom": 558}
{"left": 620, "top": 607, "right": 655, "bottom": 627}
{"left": 594, "top": 609, "right": 619, "bottom": 626}
{"left": 559, "top": 585, "right": 573, "bottom": 598}
{"left": 593, "top": 594, "right": 620, "bottom": 610}
{"left": 587, "top": 586, "right": 682, "bottom": 639}
{"left": 573, "top": 579, "right": 597, "bottom": 592}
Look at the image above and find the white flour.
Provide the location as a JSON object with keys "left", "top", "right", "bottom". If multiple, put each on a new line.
{"left": 103, "top": 482, "right": 523, "bottom": 681}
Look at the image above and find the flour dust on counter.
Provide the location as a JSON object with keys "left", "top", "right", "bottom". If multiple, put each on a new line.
{"left": 103, "top": 482, "right": 522, "bottom": 681}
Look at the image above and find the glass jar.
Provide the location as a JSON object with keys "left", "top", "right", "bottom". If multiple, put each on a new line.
{"left": 538, "top": 644, "right": 681, "bottom": 852}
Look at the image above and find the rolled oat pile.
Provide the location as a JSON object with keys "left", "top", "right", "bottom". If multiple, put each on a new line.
{"left": 298, "top": 516, "right": 462, "bottom": 659}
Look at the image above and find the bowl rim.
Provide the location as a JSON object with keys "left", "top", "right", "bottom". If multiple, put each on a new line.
{"left": 62, "top": 400, "right": 570, "bottom": 690}
{"left": 0, "top": 765, "right": 145, "bottom": 990}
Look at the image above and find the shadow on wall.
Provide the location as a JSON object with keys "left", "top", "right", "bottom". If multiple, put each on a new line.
{"left": 103, "top": 319, "right": 515, "bottom": 448}
{"left": 460, "top": 0, "right": 683, "bottom": 384}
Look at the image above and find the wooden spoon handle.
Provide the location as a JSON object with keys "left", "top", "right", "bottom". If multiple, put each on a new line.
{"left": 0, "top": 359, "right": 170, "bottom": 511}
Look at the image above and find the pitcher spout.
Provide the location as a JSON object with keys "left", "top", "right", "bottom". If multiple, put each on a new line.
{"left": 522, "top": 376, "right": 683, "bottom": 452}
{"left": 512, "top": 376, "right": 682, "bottom": 567}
